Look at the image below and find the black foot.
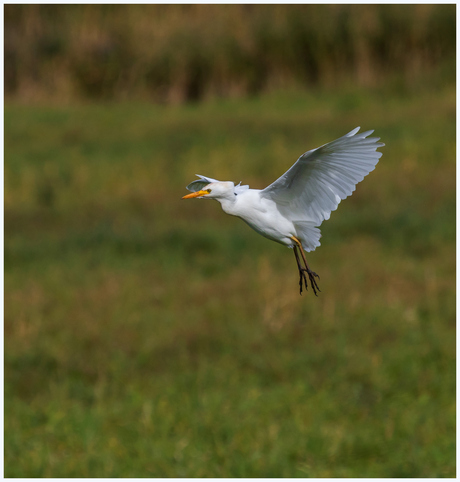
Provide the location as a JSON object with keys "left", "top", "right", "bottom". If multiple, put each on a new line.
{"left": 298, "top": 268, "right": 321, "bottom": 296}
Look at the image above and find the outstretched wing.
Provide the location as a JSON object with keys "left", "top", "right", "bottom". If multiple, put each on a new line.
{"left": 186, "top": 174, "right": 221, "bottom": 192}
{"left": 186, "top": 174, "right": 250, "bottom": 194}
{"left": 261, "top": 127, "right": 384, "bottom": 225}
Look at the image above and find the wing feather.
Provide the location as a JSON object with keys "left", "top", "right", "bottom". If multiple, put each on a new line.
{"left": 261, "top": 127, "right": 384, "bottom": 225}
{"left": 186, "top": 174, "right": 250, "bottom": 194}
{"left": 186, "top": 174, "right": 221, "bottom": 192}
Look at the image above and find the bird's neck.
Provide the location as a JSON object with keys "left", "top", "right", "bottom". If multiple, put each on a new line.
{"left": 218, "top": 194, "right": 237, "bottom": 214}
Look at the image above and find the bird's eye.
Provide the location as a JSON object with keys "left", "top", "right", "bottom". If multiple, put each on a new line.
{"left": 206, "top": 189, "right": 212, "bottom": 193}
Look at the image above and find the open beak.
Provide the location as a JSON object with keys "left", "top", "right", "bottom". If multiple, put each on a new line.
{"left": 182, "top": 190, "right": 208, "bottom": 199}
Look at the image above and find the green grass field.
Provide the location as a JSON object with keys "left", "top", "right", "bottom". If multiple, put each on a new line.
{"left": 5, "top": 82, "right": 456, "bottom": 477}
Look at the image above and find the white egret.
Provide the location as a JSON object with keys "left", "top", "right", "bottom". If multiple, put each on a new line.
{"left": 183, "top": 127, "right": 384, "bottom": 295}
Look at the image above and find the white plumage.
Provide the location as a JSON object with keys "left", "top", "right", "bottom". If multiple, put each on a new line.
{"left": 183, "top": 127, "right": 384, "bottom": 295}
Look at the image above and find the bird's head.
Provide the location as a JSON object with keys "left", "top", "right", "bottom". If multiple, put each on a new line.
{"left": 182, "top": 181, "right": 235, "bottom": 201}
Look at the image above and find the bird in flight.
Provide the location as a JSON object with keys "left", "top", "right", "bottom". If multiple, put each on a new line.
{"left": 183, "top": 127, "right": 384, "bottom": 296}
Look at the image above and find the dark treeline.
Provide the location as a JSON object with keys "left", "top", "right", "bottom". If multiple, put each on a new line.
{"left": 4, "top": 4, "right": 456, "bottom": 103}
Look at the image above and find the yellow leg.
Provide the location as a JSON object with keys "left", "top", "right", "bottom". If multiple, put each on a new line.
{"left": 290, "top": 236, "right": 321, "bottom": 296}
{"left": 291, "top": 236, "right": 312, "bottom": 271}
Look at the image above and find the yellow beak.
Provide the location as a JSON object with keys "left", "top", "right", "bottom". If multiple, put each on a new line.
{"left": 182, "top": 190, "right": 209, "bottom": 199}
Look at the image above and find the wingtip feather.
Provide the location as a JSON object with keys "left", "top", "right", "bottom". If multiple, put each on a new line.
{"left": 347, "top": 127, "right": 360, "bottom": 136}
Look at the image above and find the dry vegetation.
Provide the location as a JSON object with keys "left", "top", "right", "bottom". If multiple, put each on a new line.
{"left": 5, "top": 4, "right": 455, "bottom": 103}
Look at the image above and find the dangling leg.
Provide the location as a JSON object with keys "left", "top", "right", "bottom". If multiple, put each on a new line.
{"left": 291, "top": 236, "right": 321, "bottom": 296}
{"left": 293, "top": 245, "right": 309, "bottom": 295}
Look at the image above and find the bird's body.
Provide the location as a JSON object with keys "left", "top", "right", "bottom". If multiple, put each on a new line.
{"left": 183, "top": 127, "right": 384, "bottom": 295}
{"left": 219, "top": 189, "right": 296, "bottom": 246}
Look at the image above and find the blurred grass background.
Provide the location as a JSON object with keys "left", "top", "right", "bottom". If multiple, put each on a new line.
{"left": 5, "top": 4, "right": 455, "bottom": 103}
{"left": 4, "top": 4, "right": 456, "bottom": 478}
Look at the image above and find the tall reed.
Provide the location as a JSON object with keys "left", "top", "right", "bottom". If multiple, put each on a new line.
{"left": 5, "top": 4, "right": 455, "bottom": 103}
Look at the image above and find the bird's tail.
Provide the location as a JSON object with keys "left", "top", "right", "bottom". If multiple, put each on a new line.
{"left": 293, "top": 222, "right": 322, "bottom": 252}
